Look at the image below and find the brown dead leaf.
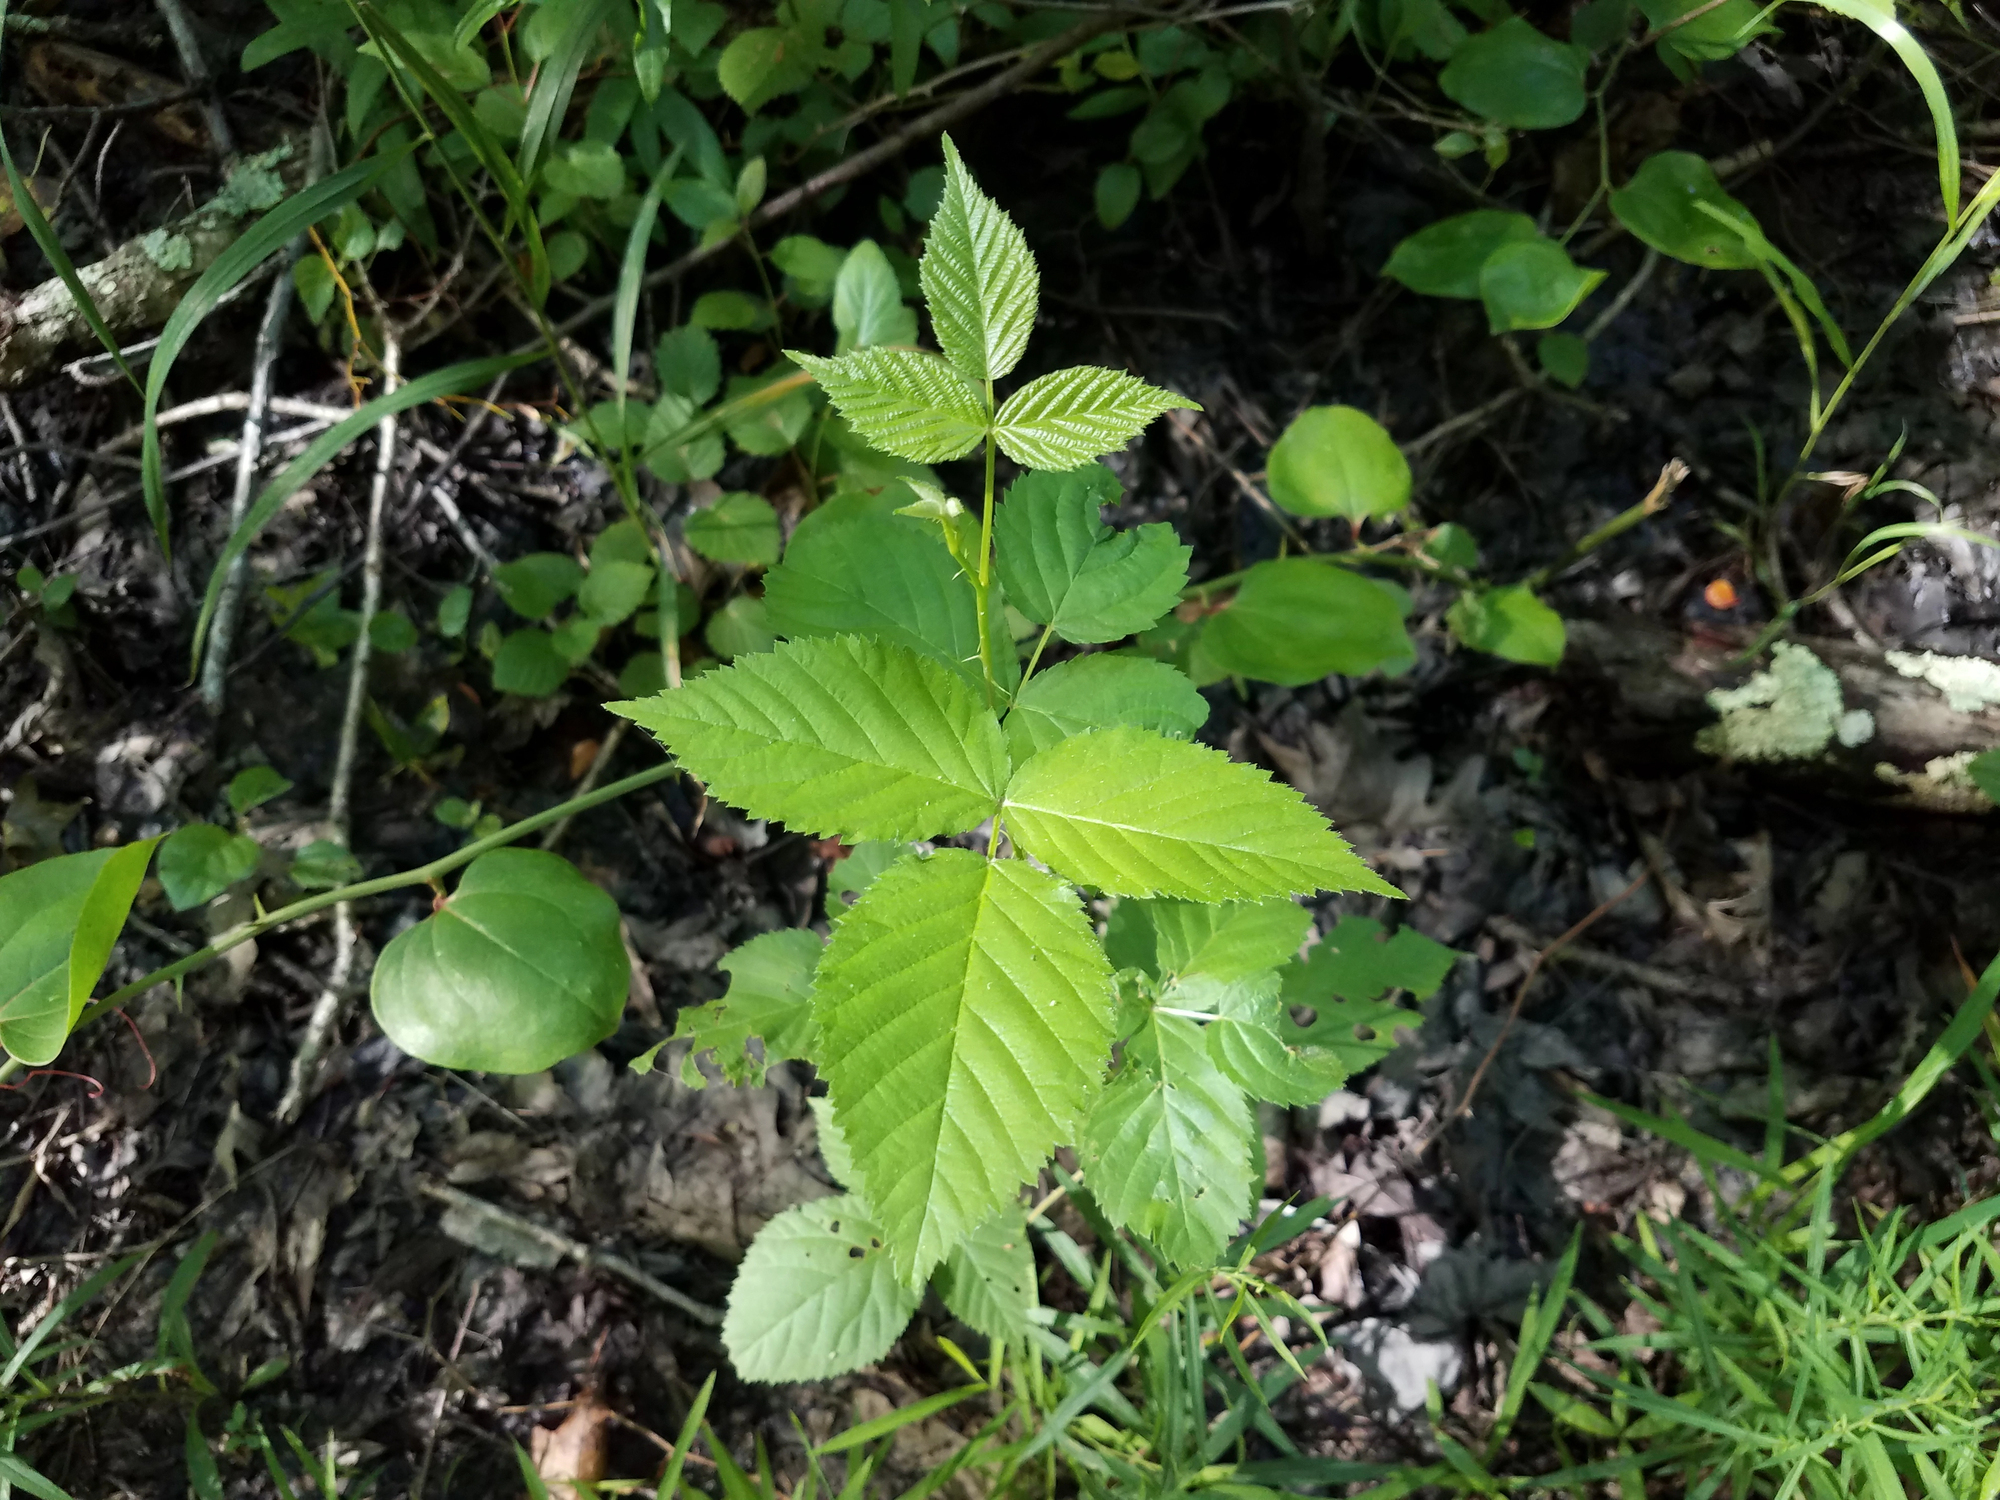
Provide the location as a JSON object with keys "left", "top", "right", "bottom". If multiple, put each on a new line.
{"left": 568, "top": 738, "right": 600, "bottom": 780}
{"left": 23, "top": 42, "right": 206, "bottom": 148}
{"left": 529, "top": 1394, "right": 612, "bottom": 1500}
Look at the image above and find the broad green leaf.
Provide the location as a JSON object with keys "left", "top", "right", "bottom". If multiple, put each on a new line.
{"left": 671, "top": 928, "right": 822, "bottom": 1086}
{"left": 226, "top": 765, "right": 294, "bottom": 816}
{"left": 370, "top": 849, "right": 626, "bottom": 1073}
{"left": 936, "top": 1206, "right": 1037, "bottom": 1339}
{"left": 157, "top": 824, "right": 262, "bottom": 911}
{"left": 791, "top": 348, "right": 990, "bottom": 463}
{"left": 1265, "top": 406, "right": 1411, "bottom": 522}
{"left": 722, "top": 372, "right": 814, "bottom": 457}
{"left": 718, "top": 27, "right": 813, "bottom": 112}
{"left": 1124, "top": 896, "right": 1312, "bottom": 987}
{"left": 1004, "top": 655, "right": 1208, "bottom": 762}
{"left": 555, "top": 619, "right": 602, "bottom": 666}
{"left": 684, "top": 492, "right": 781, "bottom": 566}
{"left": 993, "top": 467, "right": 1190, "bottom": 643}
{"left": 1438, "top": 18, "right": 1586, "bottom": 129}
{"left": 834, "top": 239, "right": 918, "bottom": 352}
{"left": 0, "top": 841, "right": 160, "bottom": 1066}
{"left": 1448, "top": 584, "right": 1566, "bottom": 665}
{"left": 516, "top": 0, "right": 612, "bottom": 182}
{"left": 812, "top": 1095, "right": 859, "bottom": 1187}
{"left": 1539, "top": 332, "right": 1589, "bottom": 388}
{"left": 643, "top": 393, "right": 727, "bottom": 482}
{"left": 723, "top": 1196, "right": 922, "bottom": 1381}
{"left": 1382, "top": 211, "right": 1539, "bottom": 299}
{"left": 815, "top": 849, "right": 1115, "bottom": 1282}
{"left": 1003, "top": 727, "right": 1401, "bottom": 902}
{"left": 1202, "top": 559, "right": 1414, "bottom": 685}
{"left": 291, "top": 840, "right": 361, "bottom": 890}
{"left": 770, "top": 234, "right": 845, "bottom": 304}
{"left": 992, "top": 366, "right": 1196, "bottom": 471}
{"left": 579, "top": 559, "right": 656, "bottom": 625}
{"left": 1609, "top": 152, "right": 1761, "bottom": 270}
{"left": 1096, "top": 162, "right": 1142, "bottom": 229}
{"left": 657, "top": 324, "right": 722, "bottom": 403}
{"left": 704, "top": 596, "right": 775, "bottom": 659}
{"left": 1635, "top": 0, "right": 1770, "bottom": 59}
{"left": 764, "top": 495, "right": 1014, "bottom": 692}
{"left": 920, "top": 135, "right": 1039, "bottom": 383}
{"left": 691, "top": 290, "right": 770, "bottom": 330}
{"left": 492, "top": 629, "right": 569, "bottom": 696}
{"left": 1280, "top": 914, "right": 1458, "bottom": 1005}
{"left": 1207, "top": 974, "right": 1353, "bottom": 1106}
{"left": 1478, "top": 241, "right": 1604, "bottom": 334}
{"left": 1082, "top": 1014, "right": 1256, "bottom": 1268}
{"left": 609, "top": 636, "right": 1008, "bottom": 842}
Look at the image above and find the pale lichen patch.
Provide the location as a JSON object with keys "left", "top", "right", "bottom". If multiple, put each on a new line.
{"left": 140, "top": 229, "right": 193, "bottom": 271}
{"left": 1875, "top": 751, "right": 1995, "bottom": 812}
{"left": 1695, "top": 641, "right": 1876, "bottom": 761}
{"left": 1884, "top": 650, "right": 2000, "bottom": 713}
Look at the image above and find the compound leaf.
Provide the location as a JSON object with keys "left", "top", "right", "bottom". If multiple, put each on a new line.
{"left": 790, "top": 348, "right": 990, "bottom": 463}
{"left": 1082, "top": 1014, "right": 1256, "bottom": 1268}
{"left": 0, "top": 841, "right": 158, "bottom": 1067}
{"left": 992, "top": 366, "right": 1195, "bottom": 471}
{"left": 764, "top": 494, "right": 1014, "bottom": 693}
{"left": 610, "top": 636, "right": 1008, "bottom": 843}
{"left": 920, "top": 135, "right": 1038, "bottom": 383}
{"left": 1004, "top": 727, "right": 1401, "bottom": 902}
{"left": 814, "top": 849, "right": 1115, "bottom": 1283}
{"left": 993, "top": 466, "right": 1190, "bottom": 643}
{"left": 1003, "top": 655, "right": 1208, "bottom": 762}
{"left": 370, "top": 849, "right": 627, "bottom": 1073}
{"left": 936, "top": 1206, "right": 1037, "bottom": 1340}
{"left": 157, "top": 823, "right": 262, "bottom": 911}
{"left": 671, "top": 928, "right": 821, "bottom": 1087}
{"left": 724, "top": 1195, "right": 922, "bottom": 1381}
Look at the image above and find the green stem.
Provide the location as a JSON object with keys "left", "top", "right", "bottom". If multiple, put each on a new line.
{"left": 1019, "top": 623, "right": 1055, "bottom": 687}
{"left": 0, "top": 762, "right": 679, "bottom": 1083}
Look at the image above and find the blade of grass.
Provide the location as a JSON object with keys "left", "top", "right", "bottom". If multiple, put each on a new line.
{"left": 188, "top": 351, "right": 538, "bottom": 672}
{"left": 139, "top": 147, "right": 411, "bottom": 554}
{"left": 518, "top": 0, "right": 615, "bottom": 186}
{"left": 0, "top": 1252, "right": 141, "bottom": 1390}
{"left": 817, "top": 1387, "right": 987, "bottom": 1455}
{"left": 654, "top": 1372, "right": 715, "bottom": 1500}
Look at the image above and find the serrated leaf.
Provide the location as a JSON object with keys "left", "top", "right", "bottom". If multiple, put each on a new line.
{"left": 370, "top": 850, "right": 627, "bottom": 1073}
{"left": 1003, "top": 655, "right": 1208, "bottom": 762}
{"left": 790, "top": 348, "right": 989, "bottom": 464}
{"left": 815, "top": 849, "right": 1115, "bottom": 1282}
{"left": 763, "top": 494, "right": 1015, "bottom": 693}
{"left": 494, "top": 552, "right": 582, "bottom": 619}
{"left": 920, "top": 135, "right": 1038, "bottom": 383}
{"left": 579, "top": 558, "right": 656, "bottom": 625}
{"left": 1003, "top": 727, "right": 1402, "bottom": 902}
{"left": 811, "top": 1095, "right": 859, "bottom": 1187}
{"left": 993, "top": 466, "right": 1190, "bottom": 644}
{"left": 1122, "top": 896, "right": 1312, "bottom": 987}
{"left": 674, "top": 928, "right": 822, "bottom": 1087}
{"left": 684, "top": 492, "right": 781, "bottom": 566}
{"left": 724, "top": 1196, "right": 922, "bottom": 1381}
{"left": 1278, "top": 991, "right": 1418, "bottom": 1077}
{"left": 609, "top": 636, "right": 1008, "bottom": 843}
{"left": 1280, "top": 915, "right": 1460, "bottom": 1005}
{"left": 993, "top": 366, "right": 1194, "bottom": 471}
{"left": 936, "top": 1206, "right": 1037, "bottom": 1339}
{"left": 157, "top": 824, "right": 262, "bottom": 911}
{"left": 829, "top": 840, "right": 918, "bottom": 914}
{"left": 1206, "top": 973, "right": 1352, "bottom": 1106}
{"left": 1082, "top": 1014, "right": 1256, "bottom": 1268}
{"left": 835, "top": 239, "right": 918, "bottom": 352}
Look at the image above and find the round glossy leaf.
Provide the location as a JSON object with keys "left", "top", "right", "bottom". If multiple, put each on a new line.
{"left": 1439, "top": 19, "right": 1586, "bottom": 129}
{"left": 1203, "top": 559, "right": 1414, "bottom": 685}
{"left": 1477, "top": 240, "right": 1605, "bottom": 333}
{"left": 1381, "top": 210, "right": 1538, "bottom": 299}
{"left": 371, "top": 848, "right": 627, "bottom": 1073}
{"left": 1609, "top": 152, "right": 1761, "bottom": 270}
{"left": 158, "top": 823, "right": 262, "bottom": 911}
{"left": 1265, "top": 406, "right": 1410, "bottom": 522}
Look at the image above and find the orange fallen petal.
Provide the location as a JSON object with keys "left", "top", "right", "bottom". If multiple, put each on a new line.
{"left": 1702, "top": 579, "right": 1739, "bottom": 610}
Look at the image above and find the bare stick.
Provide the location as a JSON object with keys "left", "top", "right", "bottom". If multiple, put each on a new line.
{"left": 276, "top": 332, "right": 402, "bottom": 1126}
{"left": 417, "top": 1178, "right": 724, "bottom": 1325}
{"left": 198, "top": 253, "right": 303, "bottom": 713}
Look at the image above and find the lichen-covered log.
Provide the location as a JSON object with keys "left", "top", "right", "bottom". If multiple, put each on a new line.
{"left": 0, "top": 142, "right": 302, "bottom": 390}
{"left": 1564, "top": 618, "right": 2000, "bottom": 809}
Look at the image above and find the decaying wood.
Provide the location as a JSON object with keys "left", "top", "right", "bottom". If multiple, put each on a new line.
{"left": 0, "top": 137, "right": 305, "bottom": 389}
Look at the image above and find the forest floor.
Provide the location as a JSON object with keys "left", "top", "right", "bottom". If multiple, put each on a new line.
{"left": 4, "top": 1, "right": 2000, "bottom": 1494}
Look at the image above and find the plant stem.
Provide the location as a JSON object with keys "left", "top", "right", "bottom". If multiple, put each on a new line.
{"left": 1020, "top": 623, "right": 1055, "bottom": 686}
{"left": 0, "top": 763, "right": 680, "bottom": 1085}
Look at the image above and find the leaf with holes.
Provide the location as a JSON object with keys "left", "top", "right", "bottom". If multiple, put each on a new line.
{"left": 920, "top": 134, "right": 1038, "bottom": 383}
{"left": 724, "top": 1196, "right": 922, "bottom": 1381}
{"left": 670, "top": 928, "right": 822, "bottom": 1087}
{"left": 1205, "top": 973, "right": 1354, "bottom": 1107}
{"left": 790, "top": 348, "right": 990, "bottom": 463}
{"left": 609, "top": 636, "right": 1008, "bottom": 843}
{"left": 1003, "top": 655, "right": 1208, "bottom": 763}
{"left": 993, "top": 466, "right": 1190, "bottom": 644}
{"left": 1281, "top": 915, "right": 1460, "bottom": 1005}
{"left": 814, "top": 849, "right": 1115, "bottom": 1282}
{"left": 370, "top": 849, "right": 627, "bottom": 1074}
{"left": 936, "top": 1206, "right": 1037, "bottom": 1340}
{"left": 1082, "top": 1014, "right": 1256, "bottom": 1268}
{"left": 1003, "top": 727, "right": 1402, "bottom": 902}
{"left": 993, "top": 366, "right": 1196, "bottom": 471}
